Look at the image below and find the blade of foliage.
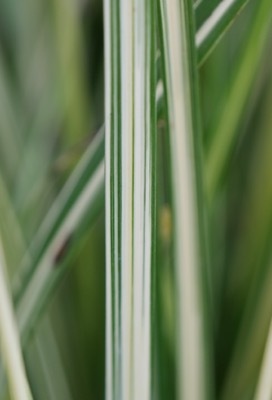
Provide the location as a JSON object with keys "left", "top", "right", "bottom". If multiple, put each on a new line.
{"left": 13, "top": 129, "right": 104, "bottom": 303}
{"left": 254, "top": 316, "right": 272, "bottom": 400}
{"left": 220, "top": 78, "right": 272, "bottom": 400}
{"left": 195, "top": 0, "right": 217, "bottom": 35}
{"left": 158, "top": 0, "right": 213, "bottom": 398}
{"left": 155, "top": 10, "right": 176, "bottom": 400}
{"left": 206, "top": 0, "right": 272, "bottom": 200}
{"left": 221, "top": 249, "right": 272, "bottom": 400}
{"left": 0, "top": 239, "right": 32, "bottom": 400}
{"left": 17, "top": 163, "right": 104, "bottom": 344}
{"left": 0, "top": 169, "right": 73, "bottom": 400}
{"left": 196, "top": 0, "right": 250, "bottom": 65}
{"left": 104, "top": 0, "right": 156, "bottom": 398}
{"left": 13, "top": 132, "right": 104, "bottom": 343}
{"left": 0, "top": 173, "right": 29, "bottom": 279}
{"left": 0, "top": 146, "right": 78, "bottom": 400}
{"left": 26, "top": 317, "right": 73, "bottom": 400}
{"left": 132, "top": 1, "right": 156, "bottom": 398}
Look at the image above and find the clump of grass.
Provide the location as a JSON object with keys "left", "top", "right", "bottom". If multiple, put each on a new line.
{"left": 0, "top": 0, "right": 272, "bottom": 399}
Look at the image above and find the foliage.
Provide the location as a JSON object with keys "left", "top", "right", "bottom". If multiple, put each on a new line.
{"left": 0, "top": 0, "right": 272, "bottom": 399}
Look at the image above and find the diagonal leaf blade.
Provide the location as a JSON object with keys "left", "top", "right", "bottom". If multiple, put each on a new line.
{"left": 196, "top": 0, "right": 250, "bottom": 65}
{"left": 13, "top": 131, "right": 104, "bottom": 343}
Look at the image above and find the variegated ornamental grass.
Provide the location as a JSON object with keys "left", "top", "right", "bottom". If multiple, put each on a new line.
{"left": 0, "top": 0, "right": 272, "bottom": 399}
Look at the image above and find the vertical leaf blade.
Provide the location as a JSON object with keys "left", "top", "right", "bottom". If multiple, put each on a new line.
{"left": 158, "top": 0, "right": 213, "bottom": 398}
{"left": 0, "top": 240, "right": 32, "bottom": 400}
{"left": 104, "top": 0, "right": 156, "bottom": 398}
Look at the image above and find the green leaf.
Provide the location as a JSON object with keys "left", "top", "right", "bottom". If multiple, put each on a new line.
{"left": 205, "top": 0, "right": 272, "bottom": 200}
{"left": 219, "top": 77, "right": 272, "bottom": 400}
{"left": 158, "top": 0, "right": 214, "bottom": 398}
{"left": 196, "top": 0, "right": 250, "bottom": 65}
{"left": 254, "top": 317, "right": 272, "bottom": 400}
{"left": 25, "top": 317, "right": 73, "bottom": 400}
{"left": 0, "top": 238, "right": 33, "bottom": 400}
{"left": 104, "top": 0, "right": 156, "bottom": 398}
{"left": 13, "top": 130, "right": 104, "bottom": 343}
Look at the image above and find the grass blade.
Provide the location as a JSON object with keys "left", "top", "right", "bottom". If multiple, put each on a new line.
{"left": 0, "top": 126, "right": 103, "bottom": 396}
{"left": 206, "top": 0, "right": 272, "bottom": 200}
{"left": 0, "top": 239, "right": 32, "bottom": 400}
{"left": 26, "top": 317, "right": 73, "bottom": 400}
{"left": 132, "top": 1, "right": 156, "bottom": 398}
{"left": 104, "top": 0, "right": 156, "bottom": 398}
{"left": 158, "top": 0, "right": 213, "bottom": 398}
{"left": 13, "top": 129, "right": 104, "bottom": 302}
{"left": 219, "top": 78, "right": 272, "bottom": 400}
{"left": 254, "top": 317, "right": 272, "bottom": 400}
{"left": 195, "top": 0, "right": 217, "bottom": 29}
{"left": 196, "top": 0, "right": 250, "bottom": 65}
{"left": 13, "top": 131, "right": 104, "bottom": 343}
{"left": 0, "top": 173, "right": 29, "bottom": 279}
{"left": 17, "top": 162, "right": 104, "bottom": 344}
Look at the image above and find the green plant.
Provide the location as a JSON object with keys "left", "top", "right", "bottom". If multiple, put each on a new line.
{"left": 0, "top": 0, "right": 272, "bottom": 399}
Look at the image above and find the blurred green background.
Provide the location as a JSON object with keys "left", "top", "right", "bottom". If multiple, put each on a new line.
{"left": 0, "top": 0, "right": 105, "bottom": 399}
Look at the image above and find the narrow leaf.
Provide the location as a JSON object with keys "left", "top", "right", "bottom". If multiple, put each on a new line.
{"left": 196, "top": 0, "right": 250, "bottom": 65}
{"left": 104, "top": 0, "right": 156, "bottom": 398}
{"left": 0, "top": 239, "right": 32, "bottom": 400}
{"left": 254, "top": 317, "right": 272, "bottom": 400}
{"left": 206, "top": 0, "right": 272, "bottom": 200}
{"left": 220, "top": 75, "right": 272, "bottom": 400}
{"left": 158, "top": 0, "right": 213, "bottom": 398}
{"left": 13, "top": 129, "right": 104, "bottom": 303}
{"left": 13, "top": 132, "right": 104, "bottom": 343}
